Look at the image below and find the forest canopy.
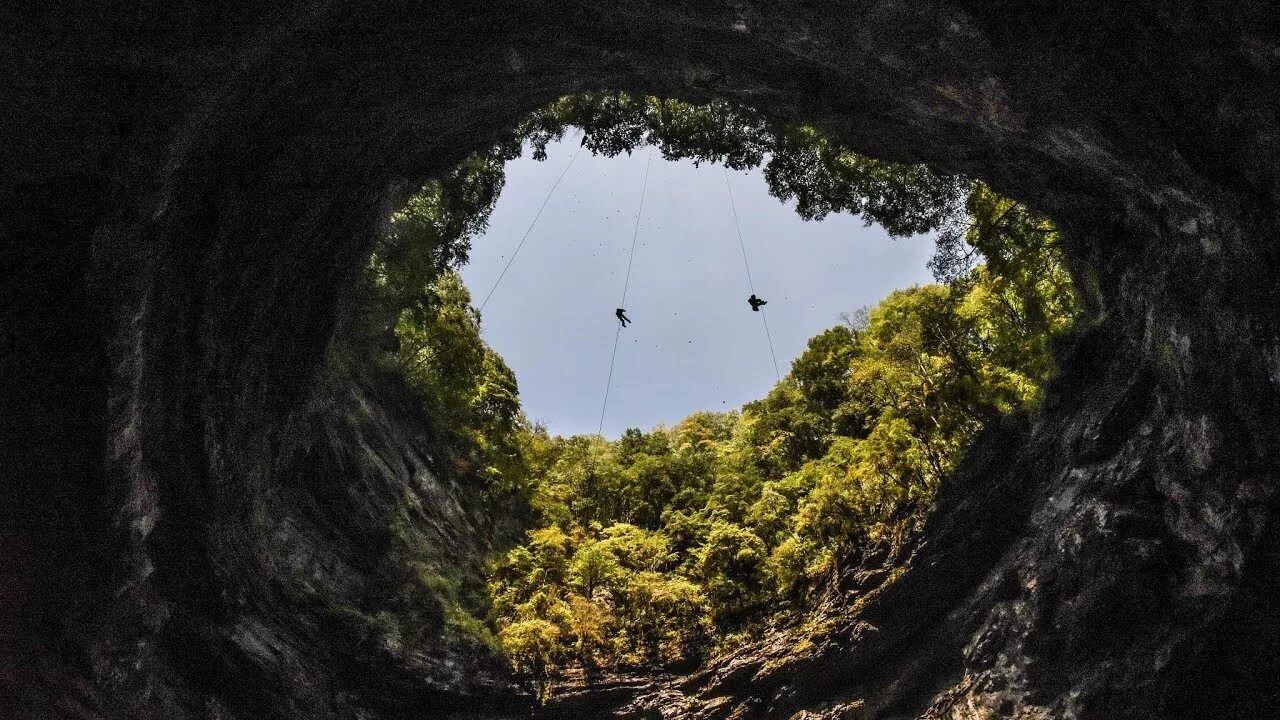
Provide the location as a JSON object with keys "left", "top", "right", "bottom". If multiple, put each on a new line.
{"left": 347, "top": 92, "right": 1080, "bottom": 695}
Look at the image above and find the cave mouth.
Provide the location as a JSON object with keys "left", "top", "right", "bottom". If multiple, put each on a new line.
{"left": 463, "top": 135, "right": 939, "bottom": 437}
{"left": 12, "top": 6, "right": 1279, "bottom": 718}
{"left": 343, "top": 93, "right": 1080, "bottom": 699}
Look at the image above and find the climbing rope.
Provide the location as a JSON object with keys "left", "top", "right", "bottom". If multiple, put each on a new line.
{"left": 478, "top": 140, "right": 583, "bottom": 312}
{"left": 598, "top": 148, "right": 654, "bottom": 434}
{"left": 723, "top": 166, "right": 781, "bottom": 380}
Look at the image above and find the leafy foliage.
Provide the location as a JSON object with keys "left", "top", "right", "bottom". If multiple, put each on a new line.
{"left": 356, "top": 142, "right": 531, "bottom": 493}
{"left": 519, "top": 93, "right": 968, "bottom": 237}
{"left": 351, "top": 92, "right": 1079, "bottom": 689}
{"left": 486, "top": 191, "right": 1078, "bottom": 681}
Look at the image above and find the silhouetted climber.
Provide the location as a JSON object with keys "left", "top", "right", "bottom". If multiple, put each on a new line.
{"left": 748, "top": 294, "right": 768, "bottom": 312}
{"left": 616, "top": 308, "right": 631, "bottom": 327}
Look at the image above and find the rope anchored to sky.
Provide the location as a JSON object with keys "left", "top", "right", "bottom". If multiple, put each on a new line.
{"left": 723, "top": 166, "right": 782, "bottom": 381}
{"left": 598, "top": 147, "right": 654, "bottom": 435}
{"left": 478, "top": 139, "right": 583, "bottom": 312}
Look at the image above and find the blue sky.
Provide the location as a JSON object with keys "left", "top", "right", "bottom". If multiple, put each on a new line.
{"left": 460, "top": 138, "right": 936, "bottom": 438}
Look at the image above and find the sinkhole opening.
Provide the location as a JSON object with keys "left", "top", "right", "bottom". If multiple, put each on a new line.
{"left": 333, "top": 92, "right": 1080, "bottom": 699}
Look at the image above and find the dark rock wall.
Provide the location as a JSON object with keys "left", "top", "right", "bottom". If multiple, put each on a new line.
{"left": 3, "top": 1, "right": 1278, "bottom": 718}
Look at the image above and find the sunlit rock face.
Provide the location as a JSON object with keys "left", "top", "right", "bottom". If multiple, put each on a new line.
{"left": 3, "top": 1, "right": 1278, "bottom": 718}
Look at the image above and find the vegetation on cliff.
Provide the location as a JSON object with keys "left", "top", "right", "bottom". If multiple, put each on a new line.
{"left": 353, "top": 94, "right": 1078, "bottom": 696}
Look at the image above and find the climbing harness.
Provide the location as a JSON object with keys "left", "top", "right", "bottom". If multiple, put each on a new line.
{"left": 597, "top": 147, "right": 653, "bottom": 434}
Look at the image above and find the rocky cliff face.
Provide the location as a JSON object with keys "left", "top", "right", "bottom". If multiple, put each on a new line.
{"left": 3, "top": 1, "right": 1278, "bottom": 718}
{"left": 6, "top": 348, "right": 530, "bottom": 719}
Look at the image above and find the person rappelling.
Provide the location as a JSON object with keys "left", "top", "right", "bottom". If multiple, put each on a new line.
{"left": 615, "top": 308, "right": 631, "bottom": 327}
{"left": 748, "top": 294, "right": 768, "bottom": 312}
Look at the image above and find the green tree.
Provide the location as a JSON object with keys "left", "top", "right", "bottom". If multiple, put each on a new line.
{"left": 695, "top": 522, "right": 767, "bottom": 625}
{"left": 567, "top": 538, "right": 621, "bottom": 598}
{"left": 498, "top": 619, "right": 561, "bottom": 699}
